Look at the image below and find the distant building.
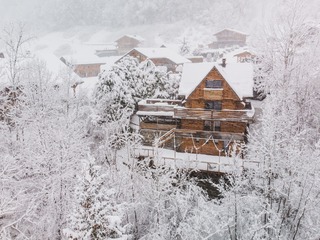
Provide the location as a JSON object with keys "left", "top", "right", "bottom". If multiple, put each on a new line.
{"left": 186, "top": 56, "right": 204, "bottom": 63}
{"left": 60, "top": 55, "right": 110, "bottom": 78}
{"left": 208, "top": 28, "right": 248, "bottom": 49}
{"left": 115, "top": 35, "right": 144, "bottom": 55}
{"left": 117, "top": 47, "right": 191, "bottom": 73}
{"left": 234, "top": 51, "right": 255, "bottom": 63}
{"left": 95, "top": 44, "right": 118, "bottom": 57}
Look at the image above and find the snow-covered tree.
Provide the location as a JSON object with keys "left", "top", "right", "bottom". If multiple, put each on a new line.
{"left": 179, "top": 37, "right": 191, "bottom": 56}
{"left": 215, "top": 2, "right": 320, "bottom": 239}
{"left": 93, "top": 56, "right": 175, "bottom": 151}
{"left": 65, "top": 156, "right": 127, "bottom": 240}
{"left": 95, "top": 56, "right": 171, "bottom": 122}
{"left": 0, "top": 53, "right": 92, "bottom": 239}
{"left": 1, "top": 23, "right": 33, "bottom": 88}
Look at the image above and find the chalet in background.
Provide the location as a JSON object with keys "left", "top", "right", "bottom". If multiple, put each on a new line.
{"left": 117, "top": 47, "right": 191, "bottom": 72}
{"left": 208, "top": 28, "right": 248, "bottom": 49}
{"left": 95, "top": 44, "right": 118, "bottom": 57}
{"left": 186, "top": 56, "right": 204, "bottom": 63}
{"left": 137, "top": 60, "right": 255, "bottom": 156}
{"left": 60, "top": 55, "right": 107, "bottom": 78}
{"left": 234, "top": 51, "right": 255, "bottom": 63}
{"left": 116, "top": 35, "right": 144, "bottom": 55}
{"left": 94, "top": 35, "right": 144, "bottom": 57}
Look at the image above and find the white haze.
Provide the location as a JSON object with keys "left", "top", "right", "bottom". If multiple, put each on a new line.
{"left": 0, "top": 0, "right": 281, "bottom": 33}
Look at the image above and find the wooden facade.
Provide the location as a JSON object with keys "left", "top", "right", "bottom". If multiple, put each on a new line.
{"left": 209, "top": 29, "right": 248, "bottom": 49}
{"left": 137, "top": 64, "right": 254, "bottom": 157}
{"left": 73, "top": 63, "right": 104, "bottom": 78}
{"left": 60, "top": 56, "right": 106, "bottom": 78}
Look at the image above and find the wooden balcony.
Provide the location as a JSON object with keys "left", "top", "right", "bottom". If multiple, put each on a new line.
{"left": 174, "top": 107, "right": 254, "bottom": 122}
{"left": 137, "top": 99, "right": 182, "bottom": 116}
{"left": 138, "top": 104, "right": 175, "bottom": 112}
{"left": 137, "top": 99, "right": 255, "bottom": 123}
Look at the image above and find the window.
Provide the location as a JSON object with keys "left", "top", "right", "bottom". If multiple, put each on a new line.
{"left": 203, "top": 120, "right": 221, "bottom": 131}
{"left": 214, "top": 121, "right": 221, "bottom": 131}
{"left": 206, "top": 80, "right": 222, "bottom": 88}
{"left": 204, "top": 120, "right": 211, "bottom": 131}
{"left": 205, "top": 101, "right": 222, "bottom": 110}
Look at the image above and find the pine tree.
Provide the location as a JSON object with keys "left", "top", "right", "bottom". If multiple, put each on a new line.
{"left": 179, "top": 38, "right": 190, "bottom": 56}
{"left": 65, "top": 156, "right": 126, "bottom": 239}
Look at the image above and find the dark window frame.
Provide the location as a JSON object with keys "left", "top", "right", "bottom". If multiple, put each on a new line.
{"left": 203, "top": 120, "right": 221, "bottom": 132}
{"left": 205, "top": 80, "right": 223, "bottom": 88}
{"left": 205, "top": 101, "right": 222, "bottom": 110}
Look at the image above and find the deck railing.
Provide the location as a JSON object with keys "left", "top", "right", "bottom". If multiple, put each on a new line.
{"left": 173, "top": 107, "right": 254, "bottom": 122}
{"left": 131, "top": 147, "right": 260, "bottom": 173}
{"left": 137, "top": 100, "right": 255, "bottom": 122}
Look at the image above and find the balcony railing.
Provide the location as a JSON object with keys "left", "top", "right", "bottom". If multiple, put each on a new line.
{"left": 140, "top": 128, "right": 245, "bottom": 141}
{"left": 173, "top": 129, "right": 245, "bottom": 141}
{"left": 174, "top": 107, "right": 254, "bottom": 122}
{"left": 137, "top": 99, "right": 255, "bottom": 122}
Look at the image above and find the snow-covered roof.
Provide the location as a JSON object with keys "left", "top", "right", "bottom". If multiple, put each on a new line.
{"left": 61, "top": 54, "right": 112, "bottom": 65}
{"left": 133, "top": 48, "right": 191, "bottom": 64}
{"left": 213, "top": 28, "right": 249, "bottom": 36}
{"left": 218, "top": 63, "right": 253, "bottom": 98}
{"left": 215, "top": 47, "right": 252, "bottom": 63}
{"left": 99, "top": 56, "right": 122, "bottom": 72}
{"left": 95, "top": 44, "right": 118, "bottom": 51}
{"left": 33, "top": 51, "right": 67, "bottom": 74}
{"left": 116, "top": 35, "right": 145, "bottom": 42}
{"left": 179, "top": 62, "right": 253, "bottom": 99}
{"left": 234, "top": 51, "right": 254, "bottom": 57}
{"left": 179, "top": 62, "right": 214, "bottom": 97}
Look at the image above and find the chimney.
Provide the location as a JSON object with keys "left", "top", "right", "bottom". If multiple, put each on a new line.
{"left": 221, "top": 58, "right": 226, "bottom": 68}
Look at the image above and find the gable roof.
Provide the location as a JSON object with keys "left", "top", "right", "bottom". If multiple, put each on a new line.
{"left": 213, "top": 28, "right": 249, "bottom": 36}
{"left": 116, "top": 35, "right": 145, "bottom": 43}
{"left": 234, "top": 51, "right": 254, "bottom": 57}
{"left": 179, "top": 62, "right": 253, "bottom": 99}
{"left": 132, "top": 48, "right": 191, "bottom": 64}
{"left": 60, "top": 54, "right": 118, "bottom": 65}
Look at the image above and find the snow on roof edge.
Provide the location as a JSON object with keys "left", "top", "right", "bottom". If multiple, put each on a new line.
{"left": 213, "top": 28, "right": 249, "bottom": 36}
{"left": 179, "top": 62, "right": 253, "bottom": 100}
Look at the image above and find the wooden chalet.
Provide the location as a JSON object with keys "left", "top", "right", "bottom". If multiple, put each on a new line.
{"left": 117, "top": 48, "right": 191, "bottom": 73}
{"left": 116, "top": 35, "right": 144, "bottom": 55}
{"left": 60, "top": 55, "right": 108, "bottom": 78}
{"left": 234, "top": 51, "right": 255, "bottom": 63}
{"left": 209, "top": 28, "right": 248, "bottom": 49}
{"left": 137, "top": 61, "right": 255, "bottom": 156}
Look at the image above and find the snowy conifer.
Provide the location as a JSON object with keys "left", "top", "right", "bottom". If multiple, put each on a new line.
{"left": 179, "top": 38, "right": 190, "bottom": 56}
{"left": 65, "top": 156, "right": 126, "bottom": 239}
